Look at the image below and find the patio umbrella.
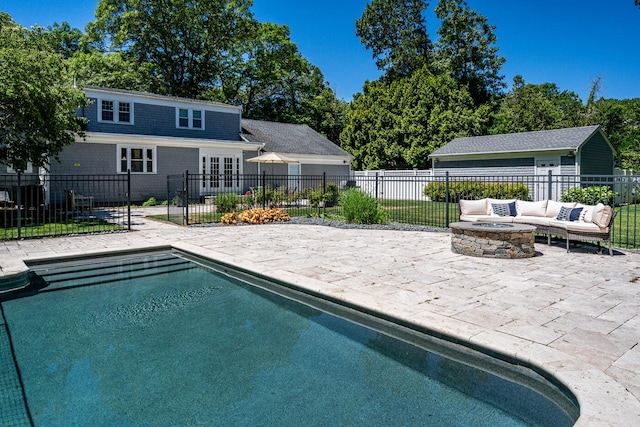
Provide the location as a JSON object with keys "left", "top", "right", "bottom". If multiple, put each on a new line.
{"left": 246, "top": 152, "right": 298, "bottom": 174}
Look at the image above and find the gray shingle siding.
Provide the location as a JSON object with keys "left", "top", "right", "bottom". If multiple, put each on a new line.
{"left": 301, "top": 164, "right": 350, "bottom": 175}
{"left": 580, "top": 132, "right": 614, "bottom": 174}
{"left": 84, "top": 99, "right": 240, "bottom": 141}
{"left": 433, "top": 158, "right": 534, "bottom": 176}
{"left": 50, "top": 143, "right": 116, "bottom": 174}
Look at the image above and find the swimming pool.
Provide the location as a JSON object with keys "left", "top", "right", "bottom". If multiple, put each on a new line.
{"left": 1, "top": 250, "right": 578, "bottom": 426}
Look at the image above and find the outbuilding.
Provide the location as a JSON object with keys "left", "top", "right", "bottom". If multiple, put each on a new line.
{"left": 429, "top": 125, "right": 615, "bottom": 177}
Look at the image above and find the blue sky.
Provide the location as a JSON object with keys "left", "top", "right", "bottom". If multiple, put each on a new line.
{"left": 3, "top": 0, "right": 639, "bottom": 102}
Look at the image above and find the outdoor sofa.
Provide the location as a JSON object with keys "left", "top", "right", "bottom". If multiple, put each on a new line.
{"left": 459, "top": 198, "right": 616, "bottom": 255}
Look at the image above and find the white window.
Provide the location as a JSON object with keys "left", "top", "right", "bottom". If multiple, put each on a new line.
{"left": 177, "top": 108, "right": 204, "bottom": 130}
{"left": 118, "top": 146, "right": 156, "bottom": 174}
{"left": 7, "top": 162, "right": 34, "bottom": 173}
{"left": 99, "top": 100, "right": 133, "bottom": 124}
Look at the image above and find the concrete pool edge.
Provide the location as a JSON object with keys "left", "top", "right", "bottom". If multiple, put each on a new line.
{"left": 5, "top": 240, "right": 640, "bottom": 425}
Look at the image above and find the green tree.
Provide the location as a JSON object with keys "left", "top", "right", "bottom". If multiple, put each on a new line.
{"left": 434, "top": 0, "right": 506, "bottom": 105}
{"left": 207, "top": 22, "right": 345, "bottom": 140}
{"left": 592, "top": 97, "right": 640, "bottom": 170}
{"left": 29, "top": 21, "right": 86, "bottom": 59}
{"left": 0, "top": 13, "right": 88, "bottom": 171}
{"left": 340, "top": 66, "right": 489, "bottom": 170}
{"left": 355, "top": 0, "right": 432, "bottom": 78}
{"left": 69, "top": 51, "right": 150, "bottom": 91}
{"left": 490, "top": 76, "right": 585, "bottom": 134}
{"left": 92, "top": 0, "right": 256, "bottom": 98}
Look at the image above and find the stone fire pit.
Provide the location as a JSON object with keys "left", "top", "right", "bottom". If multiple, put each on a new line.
{"left": 450, "top": 222, "right": 536, "bottom": 259}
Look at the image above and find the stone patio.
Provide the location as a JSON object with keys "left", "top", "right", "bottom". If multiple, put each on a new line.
{"left": 1, "top": 208, "right": 639, "bottom": 426}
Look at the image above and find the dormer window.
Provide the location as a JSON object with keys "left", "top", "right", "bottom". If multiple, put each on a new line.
{"left": 177, "top": 108, "right": 204, "bottom": 130}
{"left": 99, "top": 99, "right": 133, "bottom": 124}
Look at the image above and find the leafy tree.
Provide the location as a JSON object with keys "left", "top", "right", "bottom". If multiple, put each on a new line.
{"left": 0, "top": 13, "right": 88, "bottom": 171}
{"left": 490, "top": 76, "right": 585, "bottom": 134}
{"left": 340, "top": 66, "right": 489, "bottom": 169}
{"left": 592, "top": 97, "right": 640, "bottom": 170}
{"left": 33, "top": 21, "right": 85, "bottom": 59}
{"left": 355, "top": 0, "right": 432, "bottom": 78}
{"left": 434, "top": 0, "right": 506, "bottom": 105}
{"left": 91, "top": 0, "right": 256, "bottom": 98}
{"left": 69, "top": 51, "right": 150, "bottom": 91}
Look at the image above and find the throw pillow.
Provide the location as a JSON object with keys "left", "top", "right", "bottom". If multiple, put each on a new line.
{"left": 569, "top": 207, "right": 583, "bottom": 221}
{"left": 594, "top": 205, "right": 613, "bottom": 228}
{"left": 492, "top": 202, "right": 517, "bottom": 217}
{"left": 556, "top": 206, "right": 572, "bottom": 221}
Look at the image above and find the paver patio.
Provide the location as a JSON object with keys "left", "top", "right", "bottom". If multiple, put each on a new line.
{"left": 1, "top": 208, "right": 639, "bottom": 426}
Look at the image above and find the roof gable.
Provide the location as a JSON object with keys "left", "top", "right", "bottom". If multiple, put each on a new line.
{"left": 430, "top": 125, "right": 605, "bottom": 157}
{"left": 241, "top": 119, "right": 351, "bottom": 157}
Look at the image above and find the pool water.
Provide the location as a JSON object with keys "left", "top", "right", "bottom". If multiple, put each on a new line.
{"left": 0, "top": 252, "right": 577, "bottom": 426}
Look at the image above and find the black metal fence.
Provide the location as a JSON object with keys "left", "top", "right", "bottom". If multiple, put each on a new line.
{"left": 1, "top": 171, "right": 131, "bottom": 240}
{"left": 167, "top": 170, "right": 640, "bottom": 249}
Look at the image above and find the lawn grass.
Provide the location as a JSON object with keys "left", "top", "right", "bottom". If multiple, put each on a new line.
{"left": 1, "top": 220, "right": 124, "bottom": 240}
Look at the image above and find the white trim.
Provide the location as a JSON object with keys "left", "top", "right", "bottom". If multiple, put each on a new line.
{"left": 176, "top": 107, "right": 205, "bottom": 130}
{"left": 117, "top": 145, "right": 157, "bottom": 174}
{"left": 80, "top": 132, "right": 263, "bottom": 151}
{"left": 97, "top": 98, "right": 134, "bottom": 125}
{"left": 6, "top": 162, "right": 34, "bottom": 173}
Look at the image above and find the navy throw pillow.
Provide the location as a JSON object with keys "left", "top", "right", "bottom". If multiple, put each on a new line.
{"left": 492, "top": 202, "right": 517, "bottom": 217}
{"left": 569, "top": 207, "right": 583, "bottom": 221}
{"left": 556, "top": 206, "right": 572, "bottom": 221}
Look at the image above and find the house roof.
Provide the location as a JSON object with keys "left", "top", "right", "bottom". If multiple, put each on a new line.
{"left": 430, "top": 125, "right": 603, "bottom": 158}
{"left": 83, "top": 86, "right": 239, "bottom": 112}
{"left": 241, "top": 119, "right": 352, "bottom": 158}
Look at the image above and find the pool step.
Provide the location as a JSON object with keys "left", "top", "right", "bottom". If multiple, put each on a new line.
{"left": 31, "top": 254, "right": 196, "bottom": 290}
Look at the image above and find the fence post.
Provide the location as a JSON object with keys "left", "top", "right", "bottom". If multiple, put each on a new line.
{"left": 261, "top": 170, "right": 266, "bottom": 209}
{"left": 127, "top": 169, "right": 131, "bottom": 230}
{"left": 17, "top": 170, "right": 22, "bottom": 239}
{"left": 375, "top": 172, "right": 379, "bottom": 200}
{"left": 547, "top": 170, "right": 553, "bottom": 201}
{"left": 166, "top": 172, "right": 170, "bottom": 222}
{"left": 184, "top": 170, "right": 189, "bottom": 226}
{"left": 322, "top": 172, "right": 327, "bottom": 215}
{"left": 445, "top": 171, "right": 450, "bottom": 227}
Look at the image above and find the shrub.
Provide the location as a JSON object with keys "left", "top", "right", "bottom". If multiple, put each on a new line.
{"left": 142, "top": 197, "right": 157, "bottom": 206}
{"left": 308, "top": 182, "right": 340, "bottom": 208}
{"left": 423, "top": 181, "right": 529, "bottom": 202}
{"left": 220, "top": 208, "right": 290, "bottom": 225}
{"left": 561, "top": 186, "right": 616, "bottom": 205}
{"left": 215, "top": 193, "right": 239, "bottom": 213}
{"left": 340, "top": 188, "right": 387, "bottom": 224}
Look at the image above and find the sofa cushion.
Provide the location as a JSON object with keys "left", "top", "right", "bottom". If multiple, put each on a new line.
{"left": 459, "top": 199, "right": 488, "bottom": 215}
{"left": 516, "top": 200, "right": 547, "bottom": 217}
{"left": 549, "top": 219, "right": 607, "bottom": 233}
{"left": 580, "top": 204, "right": 597, "bottom": 222}
{"left": 491, "top": 201, "right": 517, "bottom": 217}
{"left": 593, "top": 204, "right": 613, "bottom": 228}
{"left": 513, "top": 216, "right": 553, "bottom": 226}
{"left": 546, "top": 200, "right": 577, "bottom": 218}
{"left": 459, "top": 214, "right": 515, "bottom": 223}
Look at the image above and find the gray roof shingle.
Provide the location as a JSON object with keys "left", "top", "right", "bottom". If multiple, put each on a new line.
{"left": 241, "top": 119, "right": 351, "bottom": 157}
{"left": 430, "top": 125, "right": 602, "bottom": 157}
